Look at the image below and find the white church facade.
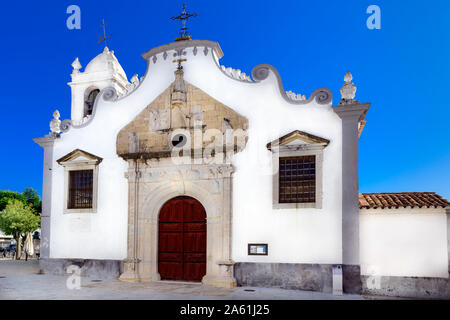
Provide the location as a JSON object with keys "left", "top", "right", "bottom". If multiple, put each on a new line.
{"left": 34, "top": 36, "right": 450, "bottom": 298}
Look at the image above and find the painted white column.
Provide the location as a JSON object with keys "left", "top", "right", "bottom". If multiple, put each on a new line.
{"left": 334, "top": 103, "right": 370, "bottom": 291}
{"left": 33, "top": 135, "right": 57, "bottom": 259}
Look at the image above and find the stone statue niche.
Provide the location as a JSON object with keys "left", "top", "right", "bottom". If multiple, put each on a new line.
{"left": 170, "top": 68, "right": 190, "bottom": 129}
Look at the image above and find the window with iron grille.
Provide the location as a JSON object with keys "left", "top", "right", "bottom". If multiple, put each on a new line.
{"left": 279, "top": 156, "right": 316, "bottom": 203}
{"left": 68, "top": 170, "right": 93, "bottom": 209}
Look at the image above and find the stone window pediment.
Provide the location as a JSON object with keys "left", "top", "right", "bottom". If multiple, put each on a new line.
{"left": 267, "top": 130, "right": 330, "bottom": 210}
{"left": 57, "top": 149, "right": 102, "bottom": 214}
{"left": 57, "top": 149, "right": 103, "bottom": 167}
{"left": 266, "top": 130, "right": 330, "bottom": 153}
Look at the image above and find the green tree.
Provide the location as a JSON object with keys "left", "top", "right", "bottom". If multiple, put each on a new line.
{"left": 0, "top": 199, "right": 40, "bottom": 260}
{"left": 0, "top": 191, "right": 26, "bottom": 212}
{"left": 22, "top": 187, "right": 42, "bottom": 215}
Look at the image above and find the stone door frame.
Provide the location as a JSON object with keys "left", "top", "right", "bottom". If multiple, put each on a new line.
{"left": 119, "top": 158, "right": 237, "bottom": 288}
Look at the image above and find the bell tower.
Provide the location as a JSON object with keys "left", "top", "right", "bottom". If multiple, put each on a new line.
{"left": 68, "top": 46, "right": 129, "bottom": 125}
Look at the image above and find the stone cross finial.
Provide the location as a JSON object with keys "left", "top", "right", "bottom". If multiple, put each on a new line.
{"left": 339, "top": 72, "right": 359, "bottom": 105}
{"left": 71, "top": 58, "right": 82, "bottom": 74}
{"left": 50, "top": 110, "right": 61, "bottom": 134}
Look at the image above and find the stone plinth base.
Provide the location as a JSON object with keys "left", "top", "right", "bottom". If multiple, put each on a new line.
{"left": 362, "top": 275, "right": 450, "bottom": 299}
{"left": 234, "top": 262, "right": 333, "bottom": 293}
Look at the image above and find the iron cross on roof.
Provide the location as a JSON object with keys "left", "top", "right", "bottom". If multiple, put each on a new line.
{"left": 170, "top": 4, "right": 198, "bottom": 41}
{"left": 172, "top": 57, "right": 187, "bottom": 70}
{"left": 98, "top": 19, "right": 112, "bottom": 48}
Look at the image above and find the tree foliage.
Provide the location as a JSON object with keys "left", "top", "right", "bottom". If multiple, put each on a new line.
{"left": 0, "top": 199, "right": 40, "bottom": 236}
{"left": 0, "top": 191, "right": 26, "bottom": 212}
{"left": 0, "top": 188, "right": 41, "bottom": 214}
{"left": 22, "top": 187, "right": 42, "bottom": 214}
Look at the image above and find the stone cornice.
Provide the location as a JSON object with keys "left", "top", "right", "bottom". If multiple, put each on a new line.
{"left": 141, "top": 39, "right": 224, "bottom": 61}
{"left": 33, "top": 135, "right": 57, "bottom": 148}
{"left": 333, "top": 102, "right": 371, "bottom": 121}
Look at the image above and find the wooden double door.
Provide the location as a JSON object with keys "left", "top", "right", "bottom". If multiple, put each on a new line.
{"left": 158, "top": 196, "right": 207, "bottom": 282}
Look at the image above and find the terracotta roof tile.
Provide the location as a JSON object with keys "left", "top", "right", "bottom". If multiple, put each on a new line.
{"left": 359, "top": 192, "right": 450, "bottom": 209}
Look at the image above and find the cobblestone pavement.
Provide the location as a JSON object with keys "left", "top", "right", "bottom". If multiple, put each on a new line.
{"left": 0, "top": 260, "right": 375, "bottom": 300}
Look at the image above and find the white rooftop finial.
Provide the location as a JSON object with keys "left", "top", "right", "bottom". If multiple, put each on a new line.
{"left": 71, "top": 58, "right": 82, "bottom": 74}
{"left": 339, "top": 72, "right": 359, "bottom": 105}
{"left": 344, "top": 71, "right": 352, "bottom": 83}
{"left": 50, "top": 110, "right": 61, "bottom": 134}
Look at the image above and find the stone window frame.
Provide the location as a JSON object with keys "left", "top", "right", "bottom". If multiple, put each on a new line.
{"left": 57, "top": 149, "right": 102, "bottom": 214}
{"left": 267, "top": 131, "right": 329, "bottom": 210}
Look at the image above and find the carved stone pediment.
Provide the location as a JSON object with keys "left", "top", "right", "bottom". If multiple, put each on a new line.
{"left": 266, "top": 130, "right": 330, "bottom": 152}
{"left": 56, "top": 149, "right": 103, "bottom": 166}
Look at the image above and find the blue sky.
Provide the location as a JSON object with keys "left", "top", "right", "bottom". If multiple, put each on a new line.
{"left": 0, "top": 0, "right": 449, "bottom": 199}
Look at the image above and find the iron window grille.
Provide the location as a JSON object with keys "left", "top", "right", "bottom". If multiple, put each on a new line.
{"left": 68, "top": 170, "right": 94, "bottom": 209}
{"left": 279, "top": 156, "right": 316, "bottom": 204}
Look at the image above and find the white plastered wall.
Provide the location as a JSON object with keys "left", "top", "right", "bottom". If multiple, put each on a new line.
{"left": 360, "top": 208, "right": 449, "bottom": 278}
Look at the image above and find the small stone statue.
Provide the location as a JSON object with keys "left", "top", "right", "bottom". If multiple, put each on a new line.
{"left": 50, "top": 110, "right": 61, "bottom": 134}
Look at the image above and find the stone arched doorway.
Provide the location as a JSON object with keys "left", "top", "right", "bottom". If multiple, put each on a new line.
{"left": 158, "top": 196, "right": 206, "bottom": 282}
{"left": 118, "top": 160, "right": 237, "bottom": 288}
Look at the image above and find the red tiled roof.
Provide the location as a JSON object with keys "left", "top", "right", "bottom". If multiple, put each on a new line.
{"left": 359, "top": 192, "right": 450, "bottom": 209}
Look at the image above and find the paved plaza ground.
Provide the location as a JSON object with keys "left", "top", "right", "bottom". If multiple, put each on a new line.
{"left": 0, "top": 260, "right": 401, "bottom": 300}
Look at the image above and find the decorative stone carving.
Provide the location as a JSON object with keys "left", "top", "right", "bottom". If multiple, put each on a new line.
{"left": 49, "top": 110, "right": 61, "bottom": 134}
{"left": 220, "top": 65, "right": 252, "bottom": 82}
{"left": 130, "top": 74, "right": 139, "bottom": 85}
{"left": 116, "top": 80, "right": 249, "bottom": 158}
{"left": 251, "top": 64, "right": 333, "bottom": 105}
{"left": 71, "top": 58, "right": 82, "bottom": 74}
{"left": 174, "top": 49, "right": 186, "bottom": 57}
{"left": 115, "top": 74, "right": 143, "bottom": 100}
{"left": 286, "top": 91, "right": 306, "bottom": 101}
{"left": 148, "top": 109, "right": 170, "bottom": 132}
{"left": 171, "top": 69, "right": 187, "bottom": 105}
{"left": 339, "top": 72, "right": 359, "bottom": 105}
{"left": 252, "top": 65, "right": 270, "bottom": 81}
{"left": 60, "top": 119, "right": 72, "bottom": 133}
{"left": 103, "top": 87, "right": 117, "bottom": 101}
{"left": 170, "top": 68, "right": 190, "bottom": 129}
